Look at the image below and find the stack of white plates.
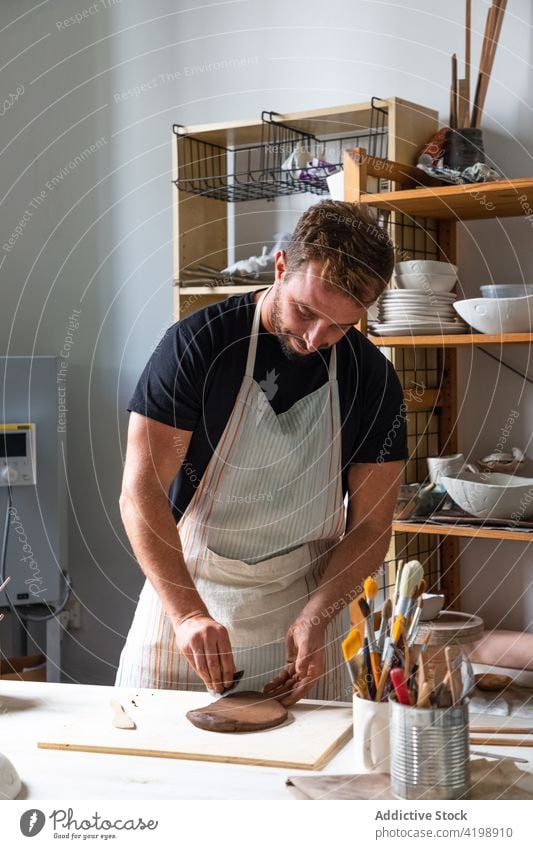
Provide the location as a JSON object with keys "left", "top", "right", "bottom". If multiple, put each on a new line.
{"left": 368, "top": 290, "right": 469, "bottom": 336}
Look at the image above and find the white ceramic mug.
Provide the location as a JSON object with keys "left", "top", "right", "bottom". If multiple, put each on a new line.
{"left": 427, "top": 453, "right": 465, "bottom": 485}
{"left": 353, "top": 694, "right": 390, "bottom": 774}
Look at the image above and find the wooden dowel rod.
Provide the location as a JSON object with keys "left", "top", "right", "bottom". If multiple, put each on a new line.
{"left": 471, "top": 727, "right": 533, "bottom": 735}
{"left": 470, "top": 737, "right": 533, "bottom": 748}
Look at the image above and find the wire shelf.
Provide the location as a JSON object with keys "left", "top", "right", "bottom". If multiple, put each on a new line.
{"left": 173, "top": 98, "right": 388, "bottom": 202}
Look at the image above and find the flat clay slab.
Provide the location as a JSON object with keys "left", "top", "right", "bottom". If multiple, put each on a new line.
{"left": 186, "top": 691, "right": 288, "bottom": 733}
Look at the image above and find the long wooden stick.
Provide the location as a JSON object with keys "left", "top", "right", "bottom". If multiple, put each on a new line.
{"left": 465, "top": 0, "right": 471, "bottom": 122}
{"left": 472, "top": 1, "right": 507, "bottom": 127}
{"left": 470, "top": 737, "right": 533, "bottom": 748}
{"left": 471, "top": 4, "right": 495, "bottom": 127}
{"left": 476, "top": 0, "right": 507, "bottom": 125}
{"left": 471, "top": 727, "right": 533, "bottom": 735}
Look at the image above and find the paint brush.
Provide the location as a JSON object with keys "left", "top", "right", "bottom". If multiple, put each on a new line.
{"left": 394, "top": 560, "right": 424, "bottom": 621}
{"left": 445, "top": 646, "right": 463, "bottom": 706}
{"left": 375, "top": 614, "right": 405, "bottom": 702}
{"left": 342, "top": 628, "right": 365, "bottom": 692}
{"left": 392, "top": 560, "right": 404, "bottom": 608}
{"left": 358, "top": 597, "right": 381, "bottom": 691}
{"left": 407, "top": 596, "right": 424, "bottom": 648}
{"left": 363, "top": 575, "right": 379, "bottom": 615}
{"left": 377, "top": 597, "right": 392, "bottom": 656}
{"left": 390, "top": 667, "right": 411, "bottom": 706}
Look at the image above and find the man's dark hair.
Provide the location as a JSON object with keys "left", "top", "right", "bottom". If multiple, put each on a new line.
{"left": 284, "top": 200, "right": 394, "bottom": 306}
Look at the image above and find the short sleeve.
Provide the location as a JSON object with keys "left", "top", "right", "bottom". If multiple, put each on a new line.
{"left": 127, "top": 321, "right": 206, "bottom": 431}
{"left": 349, "top": 355, "right": 408, "bottom": 465}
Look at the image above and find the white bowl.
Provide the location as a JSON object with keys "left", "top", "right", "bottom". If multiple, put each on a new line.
{"left": 481, "top": 285, "right": 533, "bottom": 299}
{"left": 395, "top": 260, "right": 458, "bottom": 276}
{"left": 453, "top": 295, "right": 533, "bottom": 333}
{"left": 395, "top": 273, "right": 457, "bottom": 293}
{"left": 441, "top": 471, "right": 533, "bottom": 520}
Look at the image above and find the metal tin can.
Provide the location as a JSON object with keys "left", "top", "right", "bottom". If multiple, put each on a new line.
{"left": 390, "top": 696, "right": 470, "bottom": 800}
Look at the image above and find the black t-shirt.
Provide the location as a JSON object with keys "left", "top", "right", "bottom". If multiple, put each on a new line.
{"left": 128, "top": 289, "right": 408, "bottom": 521}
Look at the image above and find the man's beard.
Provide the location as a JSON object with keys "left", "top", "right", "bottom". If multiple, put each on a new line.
{"left": 269, "top": 286, "right": 307, "bottom": 360}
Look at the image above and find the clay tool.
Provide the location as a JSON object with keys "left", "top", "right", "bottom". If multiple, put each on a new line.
{"left": 445, "top": 646, "right": 463, "bottom": 706}
{"left": 0, "top": 576, "right": 11, "bottom": 594}
{"left": 375, "top": 614, "right": 405, "bottom": 702}
{"left": 363, "top": 575, "right": 379, "bottom": 615}
{"left": 390, "top": 667, "right": 411, "bottom": 706}
{"left": 110, "top": 699, "right": 136, "bottom": 730}
{"left": 377, "top": 597, "right": 392, "bottom": 655}
{"left": 470, "top": 750, "right": 528, "bottom": 764}
{"left": 216, "top": 669, "right": 245, "bottom": 699}
{"left": 358, "top": 598, "right": 381, "bottom": 690}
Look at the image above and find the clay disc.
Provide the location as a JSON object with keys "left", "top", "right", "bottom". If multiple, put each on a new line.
{"left": 186, "top": 691, "right": 288, "bottom": 733}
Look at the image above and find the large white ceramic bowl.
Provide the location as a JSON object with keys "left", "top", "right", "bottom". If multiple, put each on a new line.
{"left": 395, "top": 273, "right": 457, "bottom": 293}
{"left": 395, "top": 260, "right": 458, "bottom": 276}
{"left": 441, "top": 471, "right": 533, "bottom": 520}
{"left": 481, "top": 284, "right": 533, "bottom": 299}
{"left": 453, "top": 295, "right": 533, "bottom": 333}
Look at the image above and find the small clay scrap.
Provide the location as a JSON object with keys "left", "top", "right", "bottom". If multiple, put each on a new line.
{"left": 186, "top": 691, "right": 288, "bottom": 733}
{"left": 110, "top": 699, "right": 136, "bottom": 730}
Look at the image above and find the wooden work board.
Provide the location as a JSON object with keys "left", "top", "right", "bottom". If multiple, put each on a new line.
{"left": 38, "top": 688, "right": 353, "bottom": 771}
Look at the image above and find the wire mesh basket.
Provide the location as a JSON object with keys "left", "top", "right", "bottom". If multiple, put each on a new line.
{"left": 173, "top": 97, "right": 388, "bottom": 202}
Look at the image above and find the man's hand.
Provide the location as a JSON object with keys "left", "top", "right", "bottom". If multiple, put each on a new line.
{"left": 173, "top": 614, "right": 236, "bottom": 694}
{"left": 263, "top": 618, "right": 326, "bottom": 706}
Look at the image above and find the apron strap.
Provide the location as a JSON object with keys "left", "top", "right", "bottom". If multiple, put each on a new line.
{"left": 245, "top": 285, "right": 338, "bottom": 380}
{"left": 328, "top": 344, "right": 337, "bottom": 380}
{"left": 245, "top": 286, "right": 272, "bottom": 377}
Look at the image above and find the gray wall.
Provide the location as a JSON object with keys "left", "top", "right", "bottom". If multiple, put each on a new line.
{"left": 1, "top": 0, "right": 532, "bottom": 683}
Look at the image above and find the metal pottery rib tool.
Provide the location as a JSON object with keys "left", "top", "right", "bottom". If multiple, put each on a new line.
{"left": 208, "top": 669, "right": 244, "bottom": 699}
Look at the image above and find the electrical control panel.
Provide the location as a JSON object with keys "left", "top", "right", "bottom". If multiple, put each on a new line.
{"left": 0, "top": 424, "right": 36, "bottom": 486}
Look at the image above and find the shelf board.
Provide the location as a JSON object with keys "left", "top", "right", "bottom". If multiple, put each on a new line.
{"left": 393, "top": 520, "right": 533, "bottom": 542}
{"left": 176, "top": 284, "right": 267, "bottom": 295}
{"left": 369, "top": 332, "right": 533, "bottom": 346}
{"left": 359, "top": 178, "right": 533, "bottom": 220}
{"left": 181, "top": 101, "right": 383, "bottom": 146}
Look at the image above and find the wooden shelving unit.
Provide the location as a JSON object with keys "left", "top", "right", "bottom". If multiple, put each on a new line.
{"left": 345, "top": 150, "right": 533, "bottom": 607}
{"left": 172, "top": 99, "right": 533, "bottom": 616}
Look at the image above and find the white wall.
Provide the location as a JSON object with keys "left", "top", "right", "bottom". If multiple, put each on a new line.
{"left": 1, "top": 0, "right": 532, "bottom": 683}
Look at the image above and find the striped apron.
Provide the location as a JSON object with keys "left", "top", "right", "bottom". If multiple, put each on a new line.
{"left": 116, "top": 287, "right": 351, "bottom": 700}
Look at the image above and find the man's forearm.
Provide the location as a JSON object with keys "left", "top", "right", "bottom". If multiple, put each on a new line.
{"left": 120, "top": 489, "right": 209, "bottom": 626}
{"left": 300, "top": 519, "right": 392, "bottom": 626}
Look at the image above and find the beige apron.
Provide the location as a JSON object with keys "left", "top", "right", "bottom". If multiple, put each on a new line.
{"left": 116, "top": 287, "right": 351, "bottom": 700}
